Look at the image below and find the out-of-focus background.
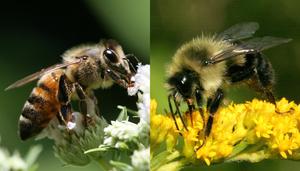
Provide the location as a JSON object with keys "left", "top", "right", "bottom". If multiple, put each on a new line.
{"left": 151, "top": 0, "right": 300, "bottom": 171}
{"left": 0, "top": 0, "right": 149, "bottom": 170}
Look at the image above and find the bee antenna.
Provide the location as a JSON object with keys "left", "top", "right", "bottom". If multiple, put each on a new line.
{"left": 168, "top": 94, "right": 180, "bottom": 132}
{"left": 125, "top": 54, "right": 140, "bottom": 73}
{"left": 172, "top": 95, "right": 188, "bottom": 131}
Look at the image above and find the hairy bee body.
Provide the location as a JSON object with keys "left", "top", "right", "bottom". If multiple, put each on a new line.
{"left": 168, "top": 36, "right": 275, "bottom": 99}
{"left": 166, "top": 22, "right": 290, "bottom": 136}
{"left": 19, "top": 70, "right": 65, "bottom": 140}
{"left": 8, "top": 39, "right": 136, "bottom": 140}
{"left": 168, "top": 37, "right": 232, "bottom": 99}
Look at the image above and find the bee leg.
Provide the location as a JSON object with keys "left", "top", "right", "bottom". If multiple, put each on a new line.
{"left": 89, "top": 91, "right": 100, "bottom": 116}
{"left": 58, "top": 104, "right": 73, "bottom": 125}
{"left": 57, "top": 74, "right": 73, "bottom": 125}
{"left": 195, "top": 88, "right": 205, "bottom": 127}
{"left": 186, "top": 101, "right": 194, "bottom": 127}
{"left": 205, "top": 89, "right": 224, "bottom": 137}
{"left": 106, "top": 69, "right": 128, "bottom": 88}
{"left": 74, "top": 83, "right": 88, "bottom": 127}
{"left": 227, "top": 54, "right": 256, "bottom": 83}
{"left": 253, "top": 54, "right": 286, "bottom": 113}
{"left": 125, "top": 54, "right": 140, "bottom": 74}
{"left": 58, "top": 74, "right": 72, "bottom": 104}
{"left": 56, "top": 114, "right": 65, "bottom": 125}
{"left": 255, "top": 54, "right": 275, "bottom": 99}
{"left": 228, "top": 54, "right": 276, "bottom": 106}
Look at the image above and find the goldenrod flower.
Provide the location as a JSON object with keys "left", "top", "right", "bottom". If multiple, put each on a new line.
{"left": 151, "top": 98, "right": 300, "bottom": 170}
{"left": 150, "top": 100, "right": 178, "bottom": 153}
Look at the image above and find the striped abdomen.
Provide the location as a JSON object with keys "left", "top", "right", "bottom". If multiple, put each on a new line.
{"left": 19, "top": 70, "right": 64, "bottom": 140}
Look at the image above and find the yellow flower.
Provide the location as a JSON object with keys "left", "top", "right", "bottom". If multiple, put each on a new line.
{"left": 151, "top": 98, "right": 300, "bottom": 169}
{"left": 150, "top": 100, "right": 178, "bottom": 154}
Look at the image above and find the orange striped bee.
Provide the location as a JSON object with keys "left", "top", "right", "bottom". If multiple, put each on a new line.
{"left": 6, "top": 39, "right": 137, "bottom": 140}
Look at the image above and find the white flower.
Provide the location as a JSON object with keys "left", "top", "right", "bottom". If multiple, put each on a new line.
{"left": 0, "top": 148, "right": 9, "bottom": 171}
{"left": 0, "top": 145, "right": 41, "bottom": 171}
{"left": 103, "top": 120, "right": 140, "bottom": 148}
{"left": 0, "top": 149, "right": 27, "bottom": 171}
{"left": 137, "top": 93, "right": 150, "bottom": 124}
{"left": 128, "top": 64, "right": 150, "bottom": 96}
{"left": 128, "top": 64, "right": 150, "bottom": 124}
{"left": 8, "top": 153, "right": 27, "bottom": 170}
{"left": 131, "top": 147, "right": 150, "bottom": 171}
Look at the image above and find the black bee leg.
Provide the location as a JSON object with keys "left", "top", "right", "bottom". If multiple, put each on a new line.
{"left": 125, "top": 54, "right": 140, "bottom": 74}
{"left": 253, "top": 54, "right": 287, "bottom": 113}
{"left": 57, "top": 74, "right": 73, "bottom": 125}
{"left": 60, "top": 104, "right": 72, "bottom": 122}
{"left": 74, "top": 83, "right": 89, "bottom": 127}
{"left": 186, "top": 100, "right": 194, "bottom": 127}
{"left": 254, "top": 54, "right": 275, "bottom": 101}
{"left": 205, "top": 89, "right": 224, "bottom": 136}
{"left": 106, "top": 69, "right": 128, "bottom": 88}
{"left": 195, "top": 88, "right": 205, "bottom": 126}
{"left": 227, "top": 54, "right": 256, "bottom": 83}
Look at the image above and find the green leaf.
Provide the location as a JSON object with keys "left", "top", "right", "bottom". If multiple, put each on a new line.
{"left": 117, "top": 106, "right": 129, "bottom": 121}
{"left": 84, "top": 146, "right": 110, "bottom": 154}
{"left": 228, "top": 140, "right": 249, "bottom": 158}
{"left": 110, "top": 160, "right": 134, "bottom": 171}
{"left": 151, "top": 150, "right": 181, "bottom": 171}
{"left": 25, "top": 145, "right": 42, "bottom": 168}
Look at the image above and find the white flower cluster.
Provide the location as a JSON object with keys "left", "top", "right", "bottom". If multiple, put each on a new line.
{"left": 0, "top": 145, "right": 41, "bottom": 171}
{"left": 128, "top": 64, "right": 150, "bottom": 124}
{"left": 128, "top": 64, "right": 150, "bottom": 171}
{"left": 0, "top": 150, "right": 26, "bottom": 171}
{"left": 103, "top": 120, "right": 140, "bottom": 149}
{"left": 95, "top": 64, "right": 150, "bottom": 171}
{"left": 131, "top": 147, "right": 150, "bottom": 171}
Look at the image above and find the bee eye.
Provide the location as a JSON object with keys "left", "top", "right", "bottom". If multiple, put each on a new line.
{"left": 203, "top": 60, "right": 209, "bottom": 66}
{"left": 81, "top": 55, "right": 88, "bottom": 60}
{"left": 103, "top": 49, "right": 118, "bottom": 63}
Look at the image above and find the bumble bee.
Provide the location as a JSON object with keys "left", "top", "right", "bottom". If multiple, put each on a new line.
{"left": 166, "top": 22, "right": 291, "bottom": 136}
{"left": 6, "top": 39, "right": 138, "bottom": 140}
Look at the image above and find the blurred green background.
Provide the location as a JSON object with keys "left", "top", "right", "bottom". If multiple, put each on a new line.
{"left": 0, "top": 0, "right": 149, "bottom": 170}
{"left": 151, "top": 0, "right": 300, "bottom": 171}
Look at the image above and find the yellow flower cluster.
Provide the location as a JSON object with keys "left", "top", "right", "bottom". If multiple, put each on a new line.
{"left": 151, "top": 98, "right": 300, "bottom": 166}
{"left": 150, "top": 100, "right": 179, "bottom": 153}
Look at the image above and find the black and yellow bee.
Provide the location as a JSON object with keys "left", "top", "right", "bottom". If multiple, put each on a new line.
{"left": 166, "top": 22, "right": 291, "bottom": 136}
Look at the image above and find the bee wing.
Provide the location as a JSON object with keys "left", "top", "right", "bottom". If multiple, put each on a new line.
{"left": 5, "top": 60, "right": 81, "bottom": 91}
{"left": 216, "top": 22, "right": 259, "bottom": 42}
{"left": 209, "top": 36, "right": 292, "bottom": 64}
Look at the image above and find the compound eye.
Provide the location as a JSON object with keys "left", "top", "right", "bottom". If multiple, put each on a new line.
{"left": 103, "top": 49, "right": 118, "bottom": 63}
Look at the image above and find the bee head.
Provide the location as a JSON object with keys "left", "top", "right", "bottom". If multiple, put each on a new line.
{"left": 99, "top": 39, "right": 135, "bottom": 88}
{"left": 62, "top": 40, "right": 137, "bottom": 89}
{"left": 167, "top": 68, "right": 198, "bottom": 100}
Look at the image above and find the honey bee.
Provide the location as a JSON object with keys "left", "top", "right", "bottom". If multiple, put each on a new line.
{"left": 6, "top": 39, "right": 137, "bottom": 140}
{"left": 166, "top": 22, "right": 291, "bottom": 136}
